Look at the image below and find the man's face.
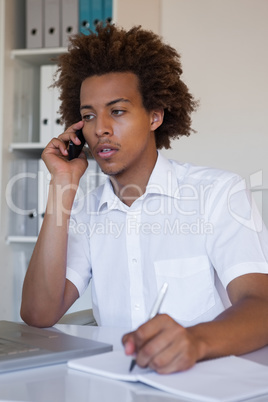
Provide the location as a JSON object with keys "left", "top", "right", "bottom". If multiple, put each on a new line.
{"left": 80, "top": 72, "right": 162, "bottom": 179}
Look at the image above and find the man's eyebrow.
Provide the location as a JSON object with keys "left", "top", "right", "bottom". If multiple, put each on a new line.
{"left": 106, "top": 98, "right": 131, "bottom": 107}
{"left": 80, "top": 98, "right": 130, "bottom": 111}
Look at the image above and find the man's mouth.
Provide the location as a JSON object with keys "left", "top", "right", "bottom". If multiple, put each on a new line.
{"left": 96, "top": 144, "right": 119, "bottom": 159}
{"left": 100, "top": 148, "right": 112, "bottom": 153}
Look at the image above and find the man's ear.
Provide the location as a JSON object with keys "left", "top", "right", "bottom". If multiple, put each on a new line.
{"left": 150, "top": 109, "right": 164, "bottom": 131}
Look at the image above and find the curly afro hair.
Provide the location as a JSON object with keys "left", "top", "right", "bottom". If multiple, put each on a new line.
{"left": 54, "top": 24, "right": 198, "bottom": 149}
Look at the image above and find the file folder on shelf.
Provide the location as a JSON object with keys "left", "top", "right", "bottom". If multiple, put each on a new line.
{"left": 26, "top": 0, "right": 43, "bottom": 48}
{"left": 90, "top": 0, "right": 103, "bottom": 32}
{"left": 8, "top": 160, "right": 39, "bottom": 237}
{"left": 38, "top": 160, "right": 51, "bottom": 233}
{"left": 103, "top": 0, "right": 113, "bottom": 24}
{"left": 25, "top": 160, "right": 39, "bottom": 236}
{"left": 13, "top": 64, "right": 39, "bottom": 143}
{"left": 79, "top": 0, "right": 91, "bottom": 35}
{"left": 78, "top": 0, "right": 114, "bottom": 36}
{"left": 44, "top": 0, "right": 61, "bottom": 48}
{"left": 40, "top": 64, "right": 64, "bottom": 145}
{"left": 53, "top": 81, "right": 64, "bottom": 138}
{"left": 8, "top": 160, "right": 28, "bottom": 237}
{"left": 61, "top": 0, "right": 79, "bottom": 47}
{"left": 40, "top": 65, "right": 54, "bottom": 144}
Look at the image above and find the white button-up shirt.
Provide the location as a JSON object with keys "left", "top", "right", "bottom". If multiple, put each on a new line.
{"left": 66, "top": 152, "right": 268, "bottom": 329}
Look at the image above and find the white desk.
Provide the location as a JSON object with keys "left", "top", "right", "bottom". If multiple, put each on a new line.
{"left": 0, "top": 324, "right": 268, "bottom": 402}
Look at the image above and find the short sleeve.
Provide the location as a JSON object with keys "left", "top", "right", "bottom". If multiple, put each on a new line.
{"left": 205, "top": 174, "right": 268, "bottom": 288}
{"left": 66, "top": 206, "right": 92, "bottom": 297}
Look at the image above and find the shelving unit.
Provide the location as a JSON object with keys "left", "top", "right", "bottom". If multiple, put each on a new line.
{"left": 9, "top": 142, "right": 45, "bottom": 159}
{"left": 10, "top": 143, "right": 45, "bottom": 150}
{"left": 0, "top": 2, "right": 77, "bottom": 320}
{"left": 7, "top": 46, "right": 65, "bottom": 244}
{"left": 11, "top": 47, "right": 67, "bottom": 65}
{"left": 6, "top": 236, "right": 38, "bottom": 244}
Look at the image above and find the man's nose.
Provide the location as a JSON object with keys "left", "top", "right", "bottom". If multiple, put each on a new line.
{"left": 95, "top": 115, "right": 113, "bottom": 137}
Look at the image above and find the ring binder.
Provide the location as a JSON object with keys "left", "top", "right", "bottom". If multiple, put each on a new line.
{"left": 44, "top": 0, "right": 60, "bottom": 48}
{"left": 26, "top": 0, "right": 43, "bottom": 48}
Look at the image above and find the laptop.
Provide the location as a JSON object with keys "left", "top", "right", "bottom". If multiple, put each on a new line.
{"left": 0, "top": 320, "right": 112, "bottom": 374}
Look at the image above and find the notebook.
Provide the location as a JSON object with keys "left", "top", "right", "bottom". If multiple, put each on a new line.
{"left": 0, "top": 320, "right": 112, "bottom": 374}
{"left": 68, "top": 350, "right": 268, "bottom": 402}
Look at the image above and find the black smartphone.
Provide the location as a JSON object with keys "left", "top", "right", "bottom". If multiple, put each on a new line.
{"left": 68, "top": 129, "right": 86, "bottom": 160}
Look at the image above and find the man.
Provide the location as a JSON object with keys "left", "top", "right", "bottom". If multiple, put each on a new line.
{"left": 21, "top": 24, "right": 268, "bottom": 374}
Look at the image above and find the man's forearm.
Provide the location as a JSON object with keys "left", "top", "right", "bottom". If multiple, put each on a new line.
{"left": 188, "top": 295, "right": 268, "bottom": 362}
{"left": 20, "top": 178, "right": 78, "bottom": 327}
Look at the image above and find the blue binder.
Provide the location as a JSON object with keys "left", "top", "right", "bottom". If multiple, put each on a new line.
{"left": 79, "top": 0, "right": 113, "bottom": 35}
{"left": 91, "top": 0, "right": 103, "bottom": 31}
{"left": 79, "top": 0, "right": 91, "bottom": 35}
{"left": 103, "top": 0, "right": 113, "bottom": 24}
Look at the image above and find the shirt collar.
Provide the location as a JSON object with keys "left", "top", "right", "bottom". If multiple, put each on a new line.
{"left": 97, "top": 177, "right": 122, "bottom": 213}
{"left": 145, "top": 151, "right": 179, "bottom": 198}
{"left": 97, "top": 151, "right": 180, "bottom": 213}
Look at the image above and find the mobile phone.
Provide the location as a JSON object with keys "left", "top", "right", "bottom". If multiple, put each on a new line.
{"left": 68, "top": 129, "right": 86, "bottom": 160}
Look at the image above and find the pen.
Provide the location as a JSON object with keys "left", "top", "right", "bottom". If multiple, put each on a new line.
{"left": 129, "top": 282, "right": 169, "bottom": 372}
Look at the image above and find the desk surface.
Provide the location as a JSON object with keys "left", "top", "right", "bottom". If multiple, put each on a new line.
{"left": 0, "top": 324, "right": 268, "bottom": 402}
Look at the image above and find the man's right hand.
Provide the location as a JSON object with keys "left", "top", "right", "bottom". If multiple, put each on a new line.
{"left": 41, "top": 120, "right": 88, "bottom": 183}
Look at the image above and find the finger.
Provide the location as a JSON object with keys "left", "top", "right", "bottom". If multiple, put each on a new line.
{"left": 122, "top": 332, "right": 136, "bottom": 355}
{"left": 65, "top": 120, "right": 84, "bottom": 134}
{"left": 124, "top": 339, "right": 136, "bottom": 356}
{"left": 135, "top": 322, "right": 176, "bottom": 368}
{"left": 140, "top": 326, "right": 197, "bottom": 374}
{"left": 151, "top": 344, "right": 197, "bottom": 374}
{"left": 44, "top": 137, "right": 69, "bottom": 157}
{"left": 122, "top": 315, "right": 181, "bottom": 365}
{"left": 58, "top": 131, "right": 81, "bottom": 145}
{"left": 151, "top": 353, "right": 192, "bottom": 374}
{"left": 134, "top": 316, "right": 187, "bottom": 369}
{"left": 132, "top": 314, "right": 177, "bottom": 349}
{"left": 147, "top": 336, "right": 193, "bottom": 374}
{"left": 122, "top": 332, "right": 131, "bottom": 346}
{"left": 56, "top": 121, "right": 84, "bottom": 144}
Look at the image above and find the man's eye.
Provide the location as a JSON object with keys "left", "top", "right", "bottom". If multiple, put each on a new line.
{"left": 112, "top": 110, "right": 124, "bottom": 116}
{"left": 83, "top": 114, "right": 94, "bottom": 121}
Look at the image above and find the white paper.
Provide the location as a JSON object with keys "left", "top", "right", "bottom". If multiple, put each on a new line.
{"left": 141, "top": 356, "right": 268, "bottom": 402}
{"left": 68, "top": 351, "right": 268, "bottom": 402}
{"left": 68, "top": 351, "right": 152, "bottom": 382}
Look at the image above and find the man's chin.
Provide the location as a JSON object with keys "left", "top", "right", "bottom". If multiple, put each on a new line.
{"left": 101, "top": 166, "right": 126, "bottom": 178}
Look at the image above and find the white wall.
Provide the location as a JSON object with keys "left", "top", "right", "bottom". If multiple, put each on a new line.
{"left": 114, "top": 0, "right": 161, "bottom": 32}
{"left": 160, "top": 0, "right": 268, "bottom": 190}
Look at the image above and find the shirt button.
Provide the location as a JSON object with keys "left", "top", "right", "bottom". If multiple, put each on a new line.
{"left": 132, "top": 258, "right": 137, "bottom": 264}
{"left": 134, "top": 304, "right": 140, "bottom": 310}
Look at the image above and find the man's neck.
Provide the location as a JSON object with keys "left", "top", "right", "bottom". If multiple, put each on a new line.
{"left": 109, "top": 152, "right": 158, "bottom": 207}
